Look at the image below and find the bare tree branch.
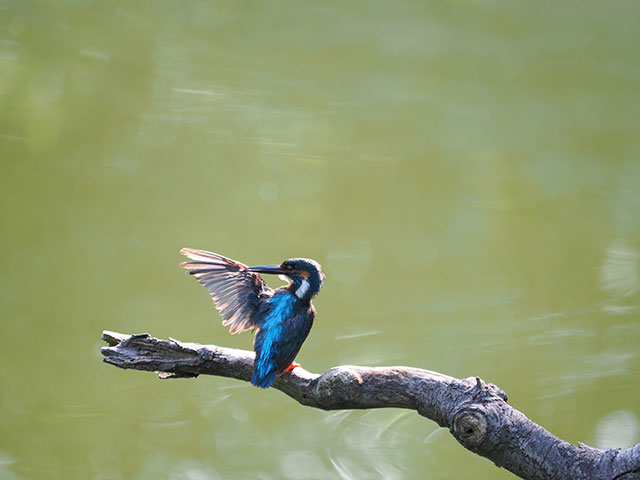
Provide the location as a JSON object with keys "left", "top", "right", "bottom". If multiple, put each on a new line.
{"left": 101, "top": 331, "right": 640, "bottom": 480}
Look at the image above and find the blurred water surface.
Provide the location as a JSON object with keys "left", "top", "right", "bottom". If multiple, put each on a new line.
{"left": 1, "top": 2, "right": 639, "bottom": 479}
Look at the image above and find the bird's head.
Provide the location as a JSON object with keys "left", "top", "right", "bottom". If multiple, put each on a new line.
{"left": 248, "top": 258, "right": 324, "bottom": 302}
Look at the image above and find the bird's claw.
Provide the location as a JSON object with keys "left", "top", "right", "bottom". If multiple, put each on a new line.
{"left": 283, "top": 362, "right": 301, "bottom": 373}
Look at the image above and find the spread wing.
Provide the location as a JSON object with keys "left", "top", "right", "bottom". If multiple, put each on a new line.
{"left": 179, "top": 248, "right": 272, "bottom": 334}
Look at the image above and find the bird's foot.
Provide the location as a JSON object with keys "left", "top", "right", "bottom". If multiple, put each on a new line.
{"left": 283, "top": 362, "right": 301, "bottom": 373}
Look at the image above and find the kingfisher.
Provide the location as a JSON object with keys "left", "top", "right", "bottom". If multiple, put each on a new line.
{"left": 179, "top": 248, "right": 324, "bottom": 388}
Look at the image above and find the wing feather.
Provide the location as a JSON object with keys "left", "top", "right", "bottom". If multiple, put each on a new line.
{"left": 179, "top": 248, "right": 272, "bottom": 334}
{"left": 275, "top": 311, "right": 314, "bottom": 374}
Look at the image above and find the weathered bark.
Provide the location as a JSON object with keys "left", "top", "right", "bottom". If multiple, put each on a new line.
{"left": 101, "top": 330, "right": 640, "bottom": 480}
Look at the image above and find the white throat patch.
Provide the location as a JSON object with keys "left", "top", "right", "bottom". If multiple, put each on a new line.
{"left": 295, "top": 279, "right": 310, "bottom": 299}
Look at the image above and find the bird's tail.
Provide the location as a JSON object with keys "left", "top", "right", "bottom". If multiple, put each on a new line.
{"left": 251, "top": 357, "right": 277, "bottom": 388}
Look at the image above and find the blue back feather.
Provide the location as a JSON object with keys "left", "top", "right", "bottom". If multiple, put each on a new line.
{"left": 251, "top": 293, "right": 295, "bottom": 388}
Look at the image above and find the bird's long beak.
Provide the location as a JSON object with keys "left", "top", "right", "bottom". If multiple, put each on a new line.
{"left": 247, "top": 265, "right": 288, "bottom": 275}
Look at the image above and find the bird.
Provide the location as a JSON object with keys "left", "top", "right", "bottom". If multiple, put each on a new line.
{"left": 179, "top": 248, "right": 324, "bottom": 388}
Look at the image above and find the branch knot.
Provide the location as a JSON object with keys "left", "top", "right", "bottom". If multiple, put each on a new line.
{"left": 453, "top": 409, "right": 488, "bottom": 448}
{"left": 314, "top": 366, "right": 363, "bottom": 409}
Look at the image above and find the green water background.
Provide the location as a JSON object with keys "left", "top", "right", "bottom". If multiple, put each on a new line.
{"left": 1, "top": 2, "right": 639, "bottom": 479}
